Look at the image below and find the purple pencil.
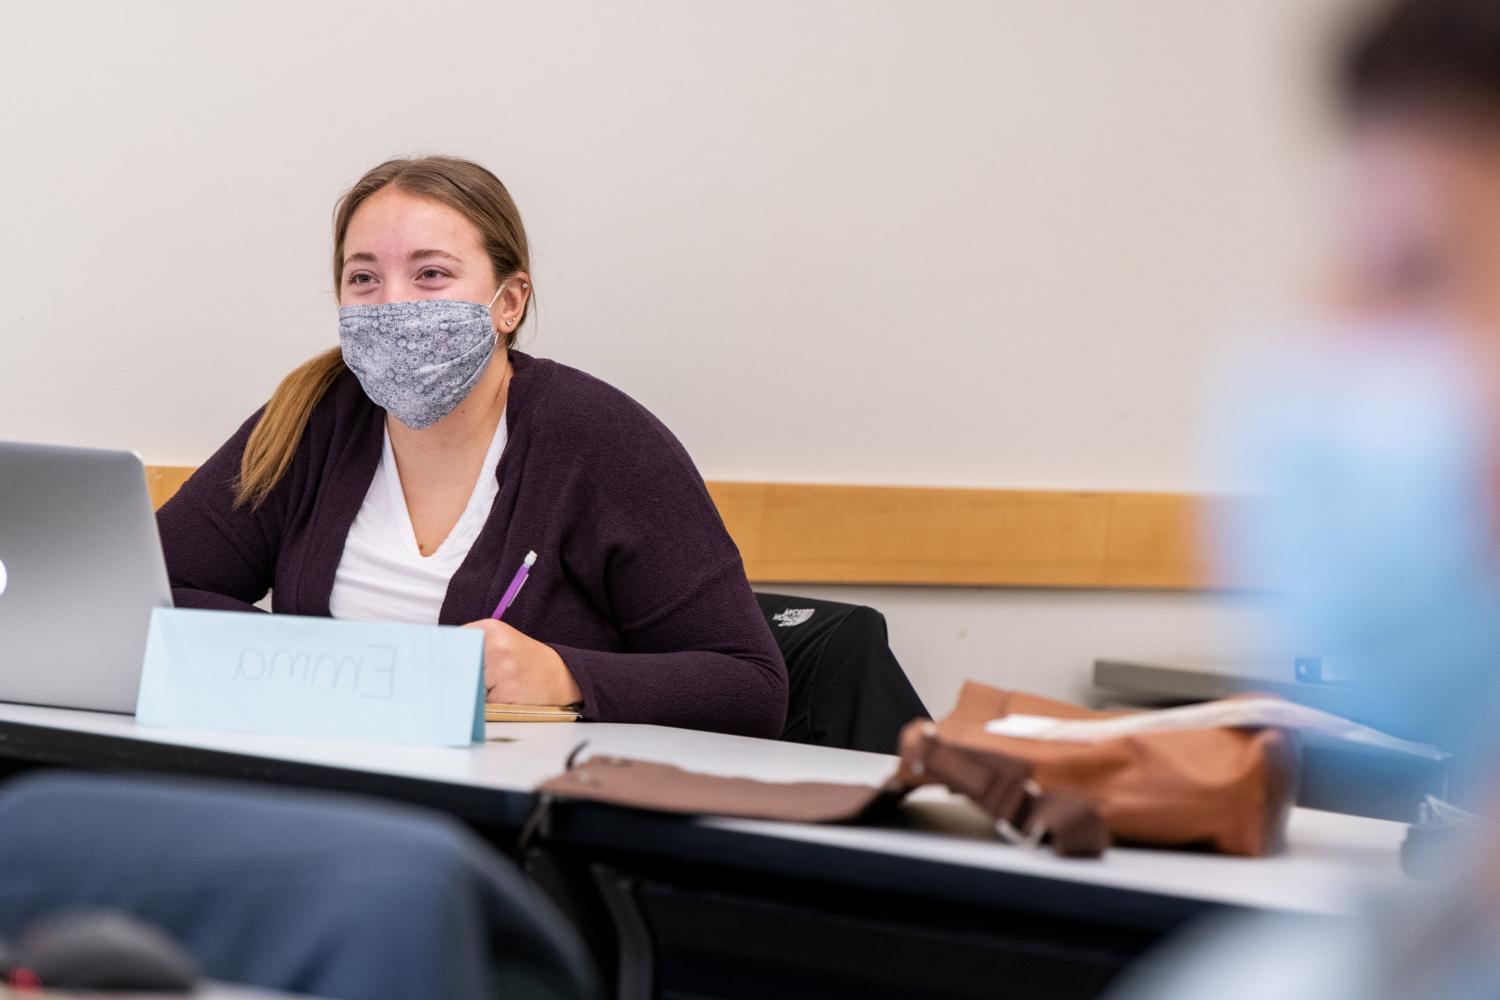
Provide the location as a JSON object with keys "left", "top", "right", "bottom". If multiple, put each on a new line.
{"left": 491, "top": 550, "right": 537, "bottom": 620}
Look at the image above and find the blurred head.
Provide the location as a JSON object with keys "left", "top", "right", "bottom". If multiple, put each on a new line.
{"left": 1338, "top": 0, "right": 1500, "bottom": 342}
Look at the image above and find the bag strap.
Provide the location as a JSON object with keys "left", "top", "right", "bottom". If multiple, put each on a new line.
{"left": 897, "top": 721, "right": 1109, "bottom": 857}
{"left": 523, "top": 729, "right": 1110, "bottom": 858}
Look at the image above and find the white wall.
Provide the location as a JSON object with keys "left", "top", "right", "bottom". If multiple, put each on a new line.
{"left": 0, "top": 0, "right": 1360, "bottom": 710}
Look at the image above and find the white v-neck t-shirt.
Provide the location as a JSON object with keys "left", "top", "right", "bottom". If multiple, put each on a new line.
{"left": 328, "top": 413, "right": 507, "bottom": 624}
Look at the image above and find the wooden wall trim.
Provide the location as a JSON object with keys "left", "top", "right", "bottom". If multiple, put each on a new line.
{"left": 145, "top": 466, "right": 1229, "bottom": 591}
{"left": 145, "top": 466, "right": 196, "bottom": 511}
{"left": 706, "top": 482, "right": 1224, "bottom": 591}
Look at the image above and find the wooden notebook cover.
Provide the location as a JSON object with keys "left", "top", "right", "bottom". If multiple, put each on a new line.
{"left": 485, "top": 703, "right": 581, "bottom": 723}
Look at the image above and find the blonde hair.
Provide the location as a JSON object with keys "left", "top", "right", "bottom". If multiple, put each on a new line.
{"left": 235, "top": 156, "right": 532, "bottom": 509}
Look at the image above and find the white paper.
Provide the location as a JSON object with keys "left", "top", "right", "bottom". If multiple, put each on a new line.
{"left": 984, "top": 698, "right": 1447, "bottom": 761}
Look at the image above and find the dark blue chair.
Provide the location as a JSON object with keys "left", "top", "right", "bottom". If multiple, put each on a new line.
{"left": 0, "top": 771, "right": 597, "bottom": 1000}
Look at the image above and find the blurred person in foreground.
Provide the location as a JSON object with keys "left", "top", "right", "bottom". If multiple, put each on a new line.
{"left": 1111, "top": 0, "right": 1500, "bottom": 997}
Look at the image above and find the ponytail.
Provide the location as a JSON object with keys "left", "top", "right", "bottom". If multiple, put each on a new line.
{"left": 234, "top": 347, "right": 346, "bottom": 509}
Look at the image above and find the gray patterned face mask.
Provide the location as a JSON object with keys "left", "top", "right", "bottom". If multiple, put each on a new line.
{"left": 338, "top": 285, "right": 505, "bottom": 430}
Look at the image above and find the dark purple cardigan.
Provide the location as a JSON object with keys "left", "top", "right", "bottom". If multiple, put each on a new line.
{"left": 156, "top": 351, "right": 788, "bottom": 738}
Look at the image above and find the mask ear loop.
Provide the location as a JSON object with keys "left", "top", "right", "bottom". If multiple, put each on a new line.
{"left": 488, "top": 277, "right": 530, "bottom": 310}
{"left": 488, "top": 278, "right": 531, "bottom": 334}
{"left": 488, "top": 277, "right": 530, "bottom": 343}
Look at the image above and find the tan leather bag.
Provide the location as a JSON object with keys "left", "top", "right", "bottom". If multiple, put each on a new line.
{"left": 941, "top": 681, "right": 1300, "bottom": 856}
{"left": 529, "top": 681, "right": 1298, "bottom": 859}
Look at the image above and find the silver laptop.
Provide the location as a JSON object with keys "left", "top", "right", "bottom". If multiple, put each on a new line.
{"left": 0, "top": 441, "right": 173, "bottom": 713}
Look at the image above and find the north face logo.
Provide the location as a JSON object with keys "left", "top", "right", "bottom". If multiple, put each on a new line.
{"left": 771, "top": 608, "right": 816, "bottom": 627}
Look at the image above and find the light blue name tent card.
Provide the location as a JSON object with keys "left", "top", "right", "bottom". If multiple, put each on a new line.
{"left": 136, "top": 608, "right": 486, "bottom": 747}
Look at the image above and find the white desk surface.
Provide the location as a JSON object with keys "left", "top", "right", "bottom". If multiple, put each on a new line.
{"left": 706, "top": 801, "right": 1406, "bottom": 916}
{"left": 0, "top": 701, "right": 895, "bottom": 790}
{"left": 0, "top": 702, "right": 1409, "bottom": 917}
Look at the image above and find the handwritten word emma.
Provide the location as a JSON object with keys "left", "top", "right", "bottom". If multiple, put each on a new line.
{"left": 230, "top": 644, "right": 397, "bottom": 699}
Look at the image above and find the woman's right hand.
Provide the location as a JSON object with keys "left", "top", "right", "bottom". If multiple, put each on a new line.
{"left": 460, "top": 618, "right": 582, "bottom": 706}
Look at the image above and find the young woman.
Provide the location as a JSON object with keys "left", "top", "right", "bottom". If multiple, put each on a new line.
{"left": 156, "top": 156, "right": 787, "bottom": 738}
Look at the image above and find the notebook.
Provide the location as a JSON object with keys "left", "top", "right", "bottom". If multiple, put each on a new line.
{"left": 485, "top": 703, "right": 580, "bottom": 723}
